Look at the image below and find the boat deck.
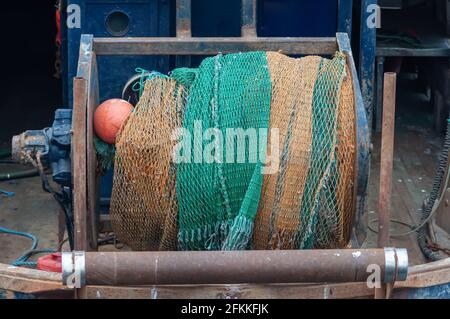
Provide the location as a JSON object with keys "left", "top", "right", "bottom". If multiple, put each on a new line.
{"left": 364, "top": 127, "right": 441, "bottom": 265}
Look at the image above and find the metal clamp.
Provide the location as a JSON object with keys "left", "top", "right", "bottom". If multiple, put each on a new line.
{"left": 62, "top": 251, "right": 86, "bottom": 288}
{"left": 384, "top": 247, "right": 408, "bottom": 283}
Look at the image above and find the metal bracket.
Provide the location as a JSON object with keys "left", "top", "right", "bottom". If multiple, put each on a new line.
{"left": 62, "top": 251, "right": 86, "bottom": 288}
{"left": 384, "top": 247, "right": 408, "bottom": 283}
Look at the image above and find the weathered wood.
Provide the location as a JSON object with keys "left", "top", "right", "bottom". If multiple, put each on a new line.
{"left": 0, "top": 264, "right": 63, "bottom": 294}
{"left": 366, "top": 130, "right": 436, "bottom": 266}
{"left": 396, "top": 258, "right": 450, "bottom": 288}
{"left": 390, "top": 134, "right": 429, "bottom": 265}
{"left": 0, "top": 264, "right": 61, "bottom": 282}
{"left": 84, "top": 282, "right": 374, "bottom": 299}
{"left": 92, "top": 37, "right": 338, "bottom": 56}
{"left": 72, "top": 77, "right": 88, "bottom": 251}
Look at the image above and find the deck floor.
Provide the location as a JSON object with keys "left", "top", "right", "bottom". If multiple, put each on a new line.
{"left": 364, "top": 126, "right": 441, "bottom": 265}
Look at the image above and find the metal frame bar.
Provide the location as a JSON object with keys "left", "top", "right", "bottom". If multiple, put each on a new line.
{"left": 336, "top": 33, "right": 371, "bottom": 243}
{"left": 378, "top": 73, "right": 397, "bottom": 248}
{"left": 62, "top": 248, "right": 408, "bottom": 287}
{"left": 92, "top": 37, "right": 338, "bottom": 56}
{"left": 74, "top": 32, "right": 370, "bottom": 252}
{"left": 71, "top": 1, "right": 372, "bottom": 292}
{"left": 359, "top": 0, "right": 377, "bottom": 126}
{"left": 5, "top": 258, "right": 450, "bottom": 298}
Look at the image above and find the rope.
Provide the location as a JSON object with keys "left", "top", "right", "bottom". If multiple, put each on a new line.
{"left": 0, "top": 226, "right": 56, "bottom": 267}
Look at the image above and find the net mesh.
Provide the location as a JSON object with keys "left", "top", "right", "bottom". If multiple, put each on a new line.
{"left": 175, "top": 52, "right": 271, "bottom": 251}
{"left": 253, "top": 52, "right": 356, "bottom": 249}
{"left": 110, "top": 78, "right": 187, "bottom": 250}
{"left": 109, "top": 51, "right": 356, "bottom": 251}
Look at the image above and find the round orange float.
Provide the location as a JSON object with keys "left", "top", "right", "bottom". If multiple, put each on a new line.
{"left": 94, "top": 99, "right": 133, "bottom": 144}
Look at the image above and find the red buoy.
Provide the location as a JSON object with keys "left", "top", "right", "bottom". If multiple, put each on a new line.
{"left": 94, "top": 99, "right": 133, "bottom": 144}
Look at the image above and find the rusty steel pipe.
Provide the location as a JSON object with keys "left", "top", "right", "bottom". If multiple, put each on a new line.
{"left": 378, "top": 72, "right": 397, "bottom": 248}
{"left": 62, "top": 249, "right": 408, "bottom": 287}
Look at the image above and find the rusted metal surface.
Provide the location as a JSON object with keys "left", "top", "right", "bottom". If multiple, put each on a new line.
{"left": 79, "top": 250, "right": 392, "bottom": 286}
{"left": 375, "top": 72, "right": 397, "bottom": 299}
{"left": 75, "top": 34, "right": 100, "bottom": 252}
{"left": 11, "top": 131, "right": 48, "bottom": 164}
{"left": 337, "top": 33, "right": 371, "bottom": 247}
{"left": 72, "top": 77, "right": 88, "bottom": 251}
{"left": 3, "top": 258, "right": 450, "bottom": 298}
{"left": 241, "top": 0, "right": 257, "bottom": 37}
{"left": 378, "top": 73, "right": 397, "bottom": 248}
{"left": 92, "top": 37, "right": 337, "bottom": 56}
{"left": 176, "top": 0, "right": 191, "bottom": 38}
{"left": 85, "top": 53, "right": 100, "bottom": 252}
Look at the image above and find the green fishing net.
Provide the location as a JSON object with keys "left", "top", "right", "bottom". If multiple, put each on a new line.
{"left": 175, "top": 52, "right": 271, "bottom": 250}
{"left": 110, "top": 51, "right": 357, "bottom": 251}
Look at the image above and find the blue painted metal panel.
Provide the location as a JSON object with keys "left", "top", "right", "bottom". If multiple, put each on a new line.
{"left": 405, "top": 282, "right": 450, "bottom": 299}
{"left": 258, "top": 0, "right": 338, "bottom": 37}
{"left": 66, "top": 0, "right": 171, "bottom": 200}
{"left": 359, "top": 0, "right": 377, "bottom": 125}
{"left": 338, "top": 0, "right": 353, "bottom": 40}
{"left": 66, "top": 0, "right": 171, "bottom": 108}
{"left": 62, "top": 0, "right": 365, "bottom": 209}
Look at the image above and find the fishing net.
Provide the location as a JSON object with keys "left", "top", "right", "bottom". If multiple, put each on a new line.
{"left": 176, "top": 52, "right": 271, "bottom": 251}
{"left": 109, "top": 51, "right": 356, "bottom": 251}
{"left": 110, "top": 78, "right": 188, "bottom": 250}
{"left": 252, "top": 52, "right": 356, "bottom": 249}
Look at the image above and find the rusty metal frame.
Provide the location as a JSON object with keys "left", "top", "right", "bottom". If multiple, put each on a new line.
{"left": 63, "top": 249, "right": 409, "bottom": 287}
{"left": 74, "top": 31, "right": 369, "bottom": 250}
{"left": 2, "top": 258, "right": 450, "bottom": 298}
{"left": 71, "top": 0, "right": 371, "bottom": 295}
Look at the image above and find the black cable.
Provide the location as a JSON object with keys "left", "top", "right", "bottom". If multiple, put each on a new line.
{"left": 417, "top": 119, "right": 450, "bottom": 261}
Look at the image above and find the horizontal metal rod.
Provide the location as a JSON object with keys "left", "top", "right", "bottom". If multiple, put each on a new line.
{"left": 62, "top": 248, "right": 408, "bottom": 287}
{"left": 92, "top": 37, "right": 338, "bottom": 56}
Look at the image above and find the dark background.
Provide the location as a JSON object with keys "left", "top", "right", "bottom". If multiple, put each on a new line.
{"left": 0, "top": 2, "right": 62, "bottom": 146}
